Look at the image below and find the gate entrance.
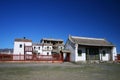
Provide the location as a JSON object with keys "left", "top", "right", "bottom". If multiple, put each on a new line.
{"left": 86, "top": 48, "right": 100, "bottom": 60}
{"left": 60, "top": 50, "right": 70, "bottom": 62}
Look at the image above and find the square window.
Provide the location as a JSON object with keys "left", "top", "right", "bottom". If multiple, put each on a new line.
{"left": 49, "top": 47, "right": 51, "bottom": 50}
{"left": 19, "top": 44, "right": 22, "bottom": 48}
{"left": 34, "top": 47, "right": 36, "bottom": 49}
{"left": 47, "top": 46, "right": 49, "bottom": 50}
{"left": 102, "top": 51, "right": 106, "bottom": 56}
{"left": 38, "top": 47, "right": 40, "bottom": 50}
{"left": 47, "top": 52, "right": 49, "bottom": 55}
{"left": 78, "top": 50, "right": 82, "bottom": 56}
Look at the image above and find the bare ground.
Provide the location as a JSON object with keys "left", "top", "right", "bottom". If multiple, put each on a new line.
{"left": 0, "top": 62, "right": 120, "bottom": 80}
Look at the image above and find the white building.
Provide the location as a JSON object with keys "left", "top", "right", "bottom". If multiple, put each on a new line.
{"left": 65, "top": 35, "right": 117, "bottom": 62}
{"left": 13, "top": 38, "right": 32, "bottom": 55}
{"left": 32, "top": 38, "right": 64, "bottom": 56}
{"left": 41, "top": 38, "right": 64, "bottom": 53}
{"left": 40, "top": 38, "right": 70, "bottom": 62}
{"left": 32, "top": 43, "right": 52, "bottom": 55}
{"left": 13, "top": 38, "right": 64, "bottom": 56}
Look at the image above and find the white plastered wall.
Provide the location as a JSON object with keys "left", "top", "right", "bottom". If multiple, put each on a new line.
{"left": 112, "top": 47, "right": 117, "bottom": 61}
{"left": 13, "top": 42, "right": 32, "bottom": 55}
{"left": 76, "top": 46, "right": 86, "bottom": 62}
{"left": 65, "top": 40, "right": 75, "bottom": 62}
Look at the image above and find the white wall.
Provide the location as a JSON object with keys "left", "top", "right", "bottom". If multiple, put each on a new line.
{"left": 33, "top": 46, "right": 42, "bottom": 54}
{"left": 13, "top": 41, "right": 32, "bottom": 55}
{"left": 58, "top": 46, "right": 64, "bottom": 50}
{"left": 33, "top": 45, "right": 52, "bottom": 55}
{"left": 65, "top": 39, "right": 75, "bottom": 62}
{"left": 42, "top": 46, "right": 52, "bottom": 55}
{"left": 99, "top": 48, "right": 111, "bottom": 61}
{"left": 42, "top": 51, "right": 52, "bottom": 55}
{"left": 112, "top": 47, "right": 117, "bottom": 61}
{"left": 100, "top": 47, "right": 117, "bottom": 61}
{"left": 76, "top": 46, "right": 86, "bottom": 62}
{"left": 102, "top": 53, "right": 109, "bottom": 61}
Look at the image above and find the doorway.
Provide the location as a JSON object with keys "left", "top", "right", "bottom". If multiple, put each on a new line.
{"left": 64, "top": 53, "right": 70, "bottom": 62}
{"left": 86, "top": 48, "right": 100, "bottom": 60}
{"left": 61, "top": 52, "right": 70, "bottom": 62}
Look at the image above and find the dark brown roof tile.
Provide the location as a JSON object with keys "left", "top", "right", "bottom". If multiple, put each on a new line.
{"left": 15, "top": 38, "right": 32, "bottom": 42}
{"left": 70, "top": 36, "right": 114, "bottom": 47}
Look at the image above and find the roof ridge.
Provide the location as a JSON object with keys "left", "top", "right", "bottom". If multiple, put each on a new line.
{"left": 41, "top": 38, "right": 63, "bottom": 41}
{"left": 71, "top": 36, "right": 105, "bottom": 40}
{"left": 15, "top": 38, "right": 32, "bottom": 42}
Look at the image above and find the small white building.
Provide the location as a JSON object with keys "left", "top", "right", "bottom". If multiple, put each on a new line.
{"left": 32, "top": 43, "right": 52, "bottom": 55}
{"left": 41, "top": 38, "right": 64, "bottom": 53}
{"left": 65, "top": 35, "right": 117, "bottom": 62}
{"left": 32, "top": 43, "right": 42, "bottom": 55}
{"left": 42, "top": 44, "right": 53, "bottom": 55}
{"left": 13, "top": 38, "right": 32, "bottom": 55}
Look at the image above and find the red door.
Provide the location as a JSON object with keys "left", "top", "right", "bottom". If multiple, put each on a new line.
{"left": 65, "top": 53, "right": 70, "bottom": 62}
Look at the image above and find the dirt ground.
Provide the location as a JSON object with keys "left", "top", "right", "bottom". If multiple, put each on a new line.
{"left": 0, "top": 62, "right": 120, "bottom": 80}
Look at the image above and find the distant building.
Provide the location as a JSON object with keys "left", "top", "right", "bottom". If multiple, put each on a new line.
{"left": 32, "top": 38, "right": 64, "bottom": 55}
{"left": 40, "top": 38, "right": 70, "bottom": 61}
{"left": 41, "top": 38, "right": 64, "bottom": 53}
{"left": 65, "top": 35, "right": 117, "bottom": 62}
{"left": 0, "top": 48, "right": 13, "bottom": 54}
{"left": 13, "top": 38, "right": 65, "bottom": 55}
{"left": 32, "top": 43, "right": 53, "bottom": 55}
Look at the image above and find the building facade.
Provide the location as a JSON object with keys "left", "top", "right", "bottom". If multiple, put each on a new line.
{"left": 41, "top": 38, "right": 64, "bottom": 54}
{"left": 13, "top": 38, "right": 64, "bottom": 55}
{"left": 65, "top": 35, "right": 117, "bottom": 62}
{"left": 13, "top": 38, "right": 32, "bottom": 55}
{"left": 32, "top": 43, "right": 53, "bottom": 55}
{"left": 13, "top": 36, "right": 117, "bottom": 62}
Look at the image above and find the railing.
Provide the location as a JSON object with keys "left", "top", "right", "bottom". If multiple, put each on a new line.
{"left": 0, "top": 54, "right": 62, "bottom": 62}
{"left": 115, "top": 55, "right": 120, "bottom": 62}
{"left": 0, "top": 54, "right": 13, "bottom": 61}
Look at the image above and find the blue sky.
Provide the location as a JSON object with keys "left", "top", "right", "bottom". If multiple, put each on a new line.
{"left": 0, "top": 0, "right": 120, "bottom": 52}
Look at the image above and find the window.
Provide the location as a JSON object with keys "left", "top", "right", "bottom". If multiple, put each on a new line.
{"left": 38, "top": 53, "right": 40, "bottom": 55}
{"left": 47, "top": 46, "right": 49, "bottom": 50}
{"left": 102, "top": 50, "right": 106, "bottom": 56}
{"left": 19, "top": 44, "right": 22, "bottom": 48}
{"left": 78, "top": 50, "right": 82, "bottom": 56}
{"left": 49, "top": 47, "right": 52, "bottom": 50}
{"left": 44, "top": 46, "right": 47, "bottom": 50}
{"left": 34, "top": 47, "right": 36, "bottom": 49}
{"left": 38, "top": 47, "right": 40, "bottom": 50}
{"left": 47, "top": 52, "right": 49, "bottom": 55}
{"left": 61, "top": 47, "right": 63, "bottom": 50}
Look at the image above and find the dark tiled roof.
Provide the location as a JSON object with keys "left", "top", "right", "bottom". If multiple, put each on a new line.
{"left": 15, "top": 38, "right": 32, "bottom": 42}
{"left": 70, "top": 36, "right": 114, "bottom": 47}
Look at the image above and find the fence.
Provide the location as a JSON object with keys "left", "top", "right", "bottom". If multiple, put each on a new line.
{"left": 115, "top": 54, "right": 120, "bottom": 62}
{"left": 0, "top": 54, "right": 62, "bottom": 62}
